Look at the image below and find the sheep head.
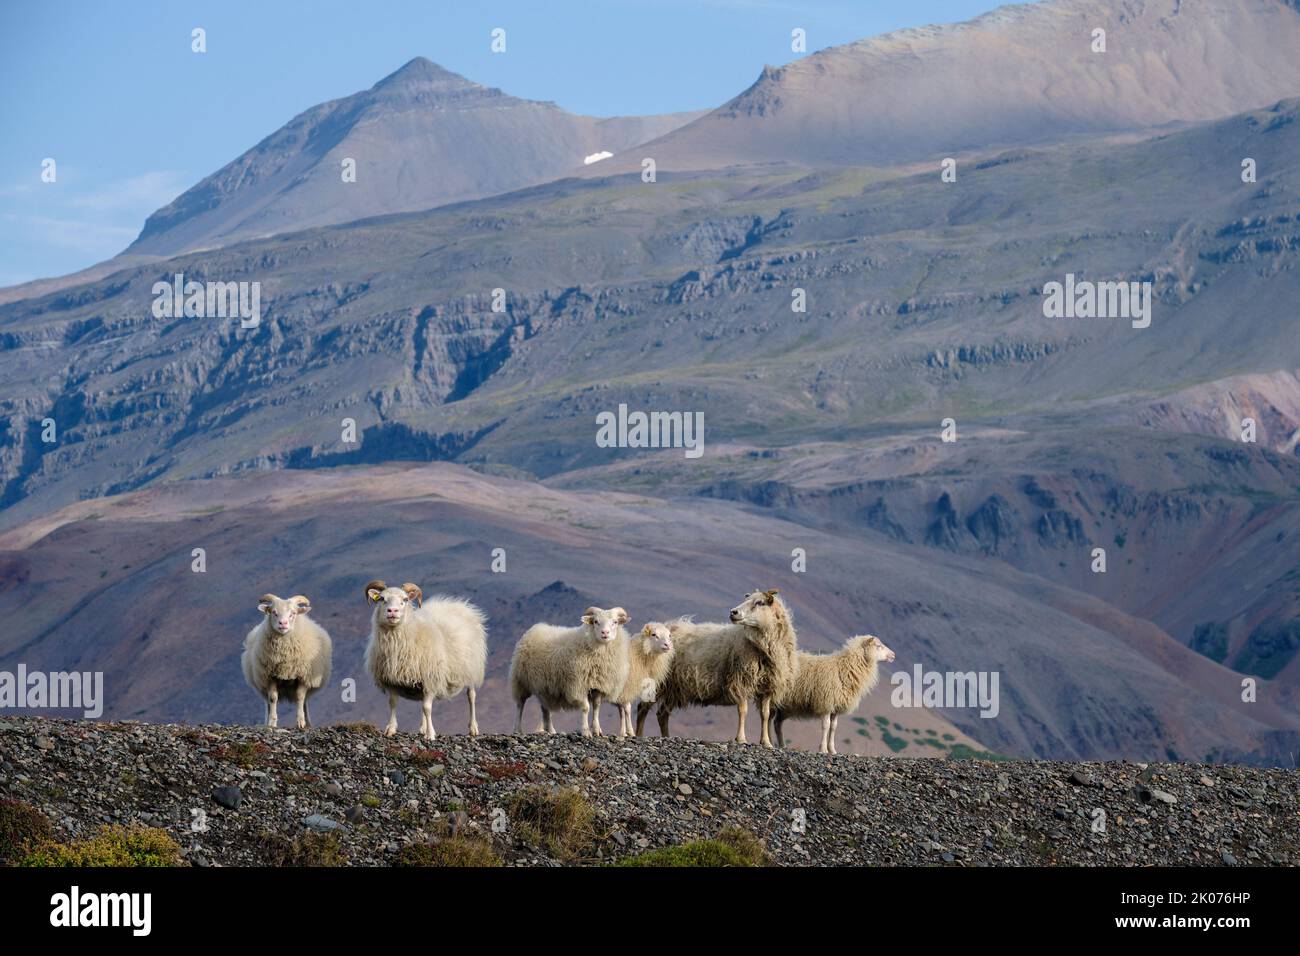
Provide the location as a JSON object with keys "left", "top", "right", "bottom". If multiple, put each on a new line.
{"left": 581, "top": 606, "right": 628, "bottom": 643}
{"left": 371, "top": 582, "right": 420, "bottom": 629}
{"left": 258, "top": 593, "right": 306, "bottom": 635}
{"left": 858, "top": 635, "right": 895, "bottom": 664}
{"left": 641, "top": 622, "right": 674, "bottom": 655}
{"left": 729, "top": 589, "right": 786, "bottom": 627}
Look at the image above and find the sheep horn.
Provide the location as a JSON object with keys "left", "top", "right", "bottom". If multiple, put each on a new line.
{"left": 290, "top": 595, "right": 311, "bottom": 613}
{"left": 365, "top": 579, "right": 386, "bottom": 602}
{"left": 258, "top": 594, "right": 276, "bottom": 612}
{"left": 401, "top": 583, "right": 423, "bottom": 607}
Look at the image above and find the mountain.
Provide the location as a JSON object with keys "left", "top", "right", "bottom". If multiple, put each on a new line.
{"left": 591, "top": 0, "right": 1300, "bottom": 172}
{"left": 123, "top": 57, "right": 704, "bottom": 257}
{"left": 3, "top": 9, "right": 1300, "bottom": 765}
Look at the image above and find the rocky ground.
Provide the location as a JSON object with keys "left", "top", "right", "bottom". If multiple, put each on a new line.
{"left": 1, "top": 717, "right": 1296, "bottom": 866}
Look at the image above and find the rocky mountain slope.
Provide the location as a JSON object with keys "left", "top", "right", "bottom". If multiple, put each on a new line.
{"left": 124, "top": 57, "right": 703, "bottom": 258}
{"left": 592, "top": 0, "right": 1300, "bottom": 172}
{"left": 1, "top": 718, "right": 1295, "bottom": 866}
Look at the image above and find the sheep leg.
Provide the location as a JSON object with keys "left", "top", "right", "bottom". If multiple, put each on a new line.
{"left": 828, "top": 714, "right": 839, "bottom": 756}
{"left": 384, "top": 692, "right": 398, "bottom": 737}
{"left": 539, "top": 703, "right": 555, "bottom": 734}
{"left": 774, "top": 713, "right": 786, "bottom": 749}
{"left": 295, "top": 685, "right": 308, "bottom": 730}
{"left": 421, "top": 694, "right": 436, "bottom": 742}
{"left": 579, "top": 696, "right": 592, "bottom": 737}
{"left": 590, "top": 691, "right": 604, "bottom": 737}
{"left": 636, "top": 701, "right": 653, "bottom": 737}
{"left": 819, "top": 714, "right": 831, "bottom": 754}
{"left": 467, "top": 687, "right": 479, "bottom": 737}
{"left": 514, "top": 695, "right": 527, "bottom": 734}
{"left": 656, "top": 703, "right": 671, "bottom": 738}
{"left": 266, "top": 686, "right": 279, "bottom": 729}
{"left": 620, "top": 703, "right": 632, "bottom": 738}
{"left": 734, "top": 698, "right": 748, "bottom": 744}
{"left": 758, "top": 696, "right": 773, "bottom": 748}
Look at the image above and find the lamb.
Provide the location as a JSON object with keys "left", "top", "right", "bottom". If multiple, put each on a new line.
{"left": 363, "top": 580, "right": 488, "bottom": 741}
{"left": 510, "top": 606, "right": 631, "bottom": 737}
{"left": 644, "top": 589, "right": 798, "bottom": 747}
{"left": 241, "top": 593, "right": 333, "bottom": 730}
{"left": 608, "top": 622, "right": 675, "bottom": 738}
{"left": 770, "top": 635, "right": 896, "bottom": 755}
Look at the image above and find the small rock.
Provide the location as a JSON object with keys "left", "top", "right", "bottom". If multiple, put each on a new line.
{"left": 582, "top": 757, "right": 599, "bottom": 773}
{"left": 941, "top": 852, "right": 955, "bottom": 863}
{"left": 385, "top": 770, "right": 406, "bottom": 786}
{"left": 324, "top": 783, "right": 343, "bottom": 796}
{"left": 677, "top": 783, "right": 693, "bottom": 796}
{"left": 1221, "top": 850, "right": 1238, "bottom": 866}
{"left": 344, "top": 805, "right": 364, "bottom": 824}
{"left": 34, "top": 736, "right": 55, "bottom": 751}
{"left": 1199, "top": 776, "right": 1214, "bottom": 787}
{"left": 1149, "top": 789, "right": 1177, "bottom": 805}
{"left": 302, "top": 814, "right": 344, "bottom": 832}
{"left": 449, "top": 810, "right": 469, "bottom": 836}
{"left": 212, "top": 786, "right": 242, "bottom": 810}
{"left": 1068, "top": 771, "right": 1095, "bottom": 787}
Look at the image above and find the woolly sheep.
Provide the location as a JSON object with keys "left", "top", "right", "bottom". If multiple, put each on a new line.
{"left": 609, "top": 622, "right": 675, "bottom": 738}
{"left": 770, "top": 635, "right": 896, "bottom": 754}
{"left": 363, "top": 579, "right": 488, "bottom": 741}
{"left": 510, "top": 606, "right": 630, "bottom": 737}
{"left": 241, "top": 593, "right": 333, "bottom": 730}
{"left": 646, "top": 589, "right": 798, "bottom": 747}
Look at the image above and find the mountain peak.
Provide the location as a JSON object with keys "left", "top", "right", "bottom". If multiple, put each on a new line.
{"left": 373, "top": 56, "right": 478, "bottom": 92}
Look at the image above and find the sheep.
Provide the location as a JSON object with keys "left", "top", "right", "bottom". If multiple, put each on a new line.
{"left": 770, "top": 635, "right": 896, "bottom": 755}
{"left": 509, "top": 606, "right": 631, "bottom": 737}
{"left": 608, "top": 622, "right": 675, "bottom": 738}
{"left": 241, "top": 593, "right": 333, "bottom": 730}
{"left": 363, "top": 580, "right": 488, "bottom": 741}
{"left": 643, "top": 589, "right": 798, "bottom": 747}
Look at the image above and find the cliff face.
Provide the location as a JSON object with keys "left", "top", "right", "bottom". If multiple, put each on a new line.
{"left": 0, "top": 718, "right": 1295, "bottom": 867}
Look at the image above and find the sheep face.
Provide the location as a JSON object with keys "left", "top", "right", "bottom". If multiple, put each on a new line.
{"left": 258, "top": 594, "right": 311, "bottom": 635}
{"left": 367, "top": 580, "right": 423, "bottom": 630}
{"left": 642, "top": 622, "right": 674, "bottom": 655}
{"left": 864, "top": 635, "right": 896, "bottom": 663}
{"left": 582, "top": 606, "right": 629, "bottom": 643}
{"left": 729, "top": 589, "right": 783, "bottom": 627}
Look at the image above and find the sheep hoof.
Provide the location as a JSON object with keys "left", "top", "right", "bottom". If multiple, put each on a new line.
{"left": 383, "top": 726, "right": 397, "bottom": 738}
{"left": 469, "top": 724, "right": 479, "bottom": 737}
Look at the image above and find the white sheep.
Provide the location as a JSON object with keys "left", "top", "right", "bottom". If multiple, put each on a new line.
{"left": 609, "top": 622, "right": 675, "bottom": 738}
{"left": 363, "top": 580, "right": 488, "bottom": 741}
{"left": 770, "top": 635, "right": 896, "bottom": 754}
{"left": 647, "top": 589, "right": 798, "bottom": 747}
{"left": 510, "top": 606, "right": 630, "bottom": 737}
{"left": 241, "top": 593, "right": 333, "bottom": 730}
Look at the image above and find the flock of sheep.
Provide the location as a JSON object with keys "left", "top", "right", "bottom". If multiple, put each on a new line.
{"left": 241, "top": 582, "right": 896, "bottom": 754}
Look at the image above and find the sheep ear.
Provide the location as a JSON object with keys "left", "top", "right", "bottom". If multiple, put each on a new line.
{"left": 365, "top": 580, "right": 386, "bottom": 603}
{"left": 582, "top": 606, "right": 600, "bottom": 624}
{"left": 257, "top": 594, "right": 276, "bottom": 614}
{"left": 762, "top": 589, "right": 780, "bottom": 604}
{"left": 642, "top": 623, "right": 655, "bottom": 637}
{"left": 611, "top": 607, "right": 629, "bottom": 625}
{"left": 290, "top": 595, "right": 311, "bottom": 614}
{"left": 401, "top": 583, "right": 423, "bottom": 607}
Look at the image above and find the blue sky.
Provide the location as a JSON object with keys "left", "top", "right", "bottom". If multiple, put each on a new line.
{"left": 0, "top": 0, "right": 1009, "bottom": 286}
